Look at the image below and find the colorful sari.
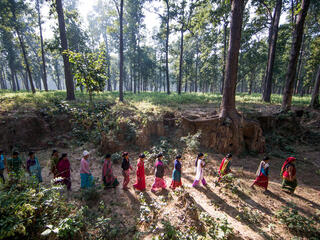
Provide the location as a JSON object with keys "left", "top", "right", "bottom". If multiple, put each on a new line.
{"left": 56, "top": 158, "right": 71, "bottom": 190}
{"left": 218, "top": 157, "right": 231, "bottom": 182}
{"left": 152, "top": 159, "right": 167, "bottom": 191}
{"left": 281, "top": 157, "right": 297, "bottom": 193}
{"left": 253, "top": 161, "right": 269, "bottom": 190}
{"left": 170, "top": 159, "right": 182, "bottom": 190}
{"left": 27, "top": 157, "right": 43, "bottom": 182}
{"left": 102, "top": 159, "right": 119, "bottom": 188}
{"left": 133, "top": 159, "right": 146, "bottom": 191}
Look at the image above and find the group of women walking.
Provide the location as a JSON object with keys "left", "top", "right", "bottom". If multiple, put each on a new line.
{"left": 0, "top": 149, "right": 298, "bottom": 194}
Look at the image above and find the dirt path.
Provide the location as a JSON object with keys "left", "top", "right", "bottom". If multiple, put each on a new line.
{"left": 4, "top": 147, "right": 319, "bottom": 240}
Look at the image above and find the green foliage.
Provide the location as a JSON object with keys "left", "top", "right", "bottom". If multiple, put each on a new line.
{"left": 0, "top": 176, "right": 84, "bottom": 240}
{"left": 181, "top": 130, "right": 201, "bottom": 152}
{"left": 236, "top": 207, "right": 263, "bottom": 226}
{"left": 65, "top": 49, "right": 108, "bottom": 102}
{"left": 275, "top": 205, "right": 320, "bottom": 238}
{"left": 111, "top": 152, "right": 122, "bottom": 164}
{"left": 200, "top": 213, "right": 233, "bottom": 240}
{"left": 144, "top": 138, "right": 178, "bottom": 170}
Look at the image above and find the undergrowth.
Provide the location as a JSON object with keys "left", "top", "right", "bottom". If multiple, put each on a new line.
{"left": 275, "top": 205, "right": 320, "bottom": 239}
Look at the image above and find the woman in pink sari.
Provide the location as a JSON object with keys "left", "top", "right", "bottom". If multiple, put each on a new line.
{"left": 56, "top": 153, "right": 72, "bottom": 191}
{"left": 151, "top": 153, "right": 167, "bottom": 192}
{"left": 102, "top": 154, "right": 119, "bottom": 188}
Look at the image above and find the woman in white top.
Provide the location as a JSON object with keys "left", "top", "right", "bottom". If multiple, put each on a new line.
{"left": 192, "top": 153, "right": 207, "bottom": 187}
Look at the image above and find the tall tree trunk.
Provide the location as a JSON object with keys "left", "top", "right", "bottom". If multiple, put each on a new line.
{"left": 221, "top": 20, "right": 228, "bottom": 94}
{"left": 103, "top": 33, "right": 112, "bottom": 91}
{"left": 195, "top": 39, "right": 199, "bottom": 92}
{"left": 119, "top": 0, "right": 124, "bottom": 101}
{"left": 178, "top": 29, "right": 184, "bottom": 94}
{"left": 282, "top": 0, "right": 310, "bottom": 111}
{"left": 56, "top": 0, "right": 75, "bottom": 100}
{"left": 165, "top": 0, "right": 170, "bottom": 94}
{"left": 16, "top": 30, "right": 35, "bottom": 93}
{"left": 294, "top": 33, "right": 305, "bottom": 94}
{"left": 15, "top": 73, "right": 20, "bottom": 91}
{"left": 36, "top": 0, "right": 48, "bottom": 91}
{"left": 262, "top": 0, "right": 282, "bottom": 102}
{"left": 23, "top": 71, "right": 30, "bottom": 91}
{"left": 220, "top": 0, "right": 245, "bottom": 118}
{"left": 310, "top": 66, "right": 320, "bottom": 109}
{"left": 10, "top": 69, "right": 16, "bottom": 91}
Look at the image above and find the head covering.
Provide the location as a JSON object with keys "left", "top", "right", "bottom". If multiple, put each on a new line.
{"left": 281, "top": 157, "right": 296, "bottom": 173}
{"left": 52, "top": 149, "right": 58, "bottom": 156}
{"left": 12, "top": 151, "right": 19, "bottom": 156}
{"left": 83, "top": 150, "right": 90, "bottom": 157}
{"left": 263, "top": 156, "right": 269, "bottom": 161}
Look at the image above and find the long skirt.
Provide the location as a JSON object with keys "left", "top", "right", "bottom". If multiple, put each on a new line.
{"left": 80, "top": 173, "right": 94, "bottom": 189}
{"left": 170, "top": 169, "right": 182, "bottom": 190}
{"left": 62, "top": 177, "right": 71, "bottom": 191}
{"left": 152, "top": 177, "right": 167, "bottom": 190}
{"left": 122, "top": 170, "right": 130, "bottom": 189}
{"left": 282, "top": 178, "right": 297, "bottom": 193}
{"left": 133, "top": 176, "right": 146, "bottom": 191}
{"left": 253, "top": 174, "right": 268, "bottom": 190}
{"left": 104, "top": 176, "right": 119, "bottom": 188}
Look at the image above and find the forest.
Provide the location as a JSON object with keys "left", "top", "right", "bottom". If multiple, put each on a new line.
{"left": 0, "top": 0, "right": 320, "bottom": 240}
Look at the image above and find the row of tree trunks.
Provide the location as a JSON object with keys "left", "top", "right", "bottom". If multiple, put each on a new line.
{"left": 282, "top": 0, "right": 310, "bottom": 111}
{"left": 310, "top": 66, "right": 320, "bottom": 109}
{"left": 36, "top": 0, "right": 48, "bottom": 92}
{"left": 165, "top": 0, "right": 170, "bottom": 95}
{"left": 56, "top": 0, "right": 75, "bottom": 100}
{"left": 262, "top": 0, "right": 282, "bottom": 102}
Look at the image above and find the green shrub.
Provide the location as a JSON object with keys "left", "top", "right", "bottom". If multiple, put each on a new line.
{"left": 200, "top": 213, "right": 233, "bottom": 240}
{"left": 180, "top": 130, "right": 201, "bottom": 152}
{"left": 111, "top": 152, "right": 122, "bottom": 164}
{"left": 0, "top": 176, "right": 84, "bottom": 240}
{"left": 275, "top": 205, "right": 320, "bottom": 238}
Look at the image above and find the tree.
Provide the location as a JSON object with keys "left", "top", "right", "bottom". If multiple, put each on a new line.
{"left": 164, "top": 0, "right": 171, "bottom": 94}
{"left": 65, "top": 49, "right": 107, "bottom": 104}
{"left": 55, "top": 0, "right": 75, "bottom": 100}
{"left": 112, "top": 0, "right": 124, "bottom": 102}
{"left": 220, "top": 0, "right": 245, "bottom": 118}
{"left": 261, "top": 0, "right": 282, "bottom": 102}
{"left": 281, "top": 0, "right": 310, "bottom": 111}
{"left": 6, "top": 0, "right": 36, "bottom": 93}
{"left": 310, "top": 66, "right": 320, "bottom": 108}
{"left": 36, "top": 0, "right": 48, "bottom": 91}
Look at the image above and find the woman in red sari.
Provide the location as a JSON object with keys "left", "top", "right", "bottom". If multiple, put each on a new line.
{"left": 251, "top": 156, "right": 269, "bottom": 191}
{"left": 56, "top": 153, "right": 72, "bottom": 191}
{"left": 133, "top": 153, "right": 146, "bottom": 191}
{"left": 281, "top": 157, "right": 297, "bottom": 194}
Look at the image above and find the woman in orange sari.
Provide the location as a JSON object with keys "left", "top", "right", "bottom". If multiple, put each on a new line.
{"left": 218, "top": 153, "right": 232, "bottom": 182}
{"left": 133, "top": 153, "right": 146, "bottom": 191}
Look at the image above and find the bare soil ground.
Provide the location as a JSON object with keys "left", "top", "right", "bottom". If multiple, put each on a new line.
{"left": 3, "top": 145, "right": 319, "bottom": 240}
